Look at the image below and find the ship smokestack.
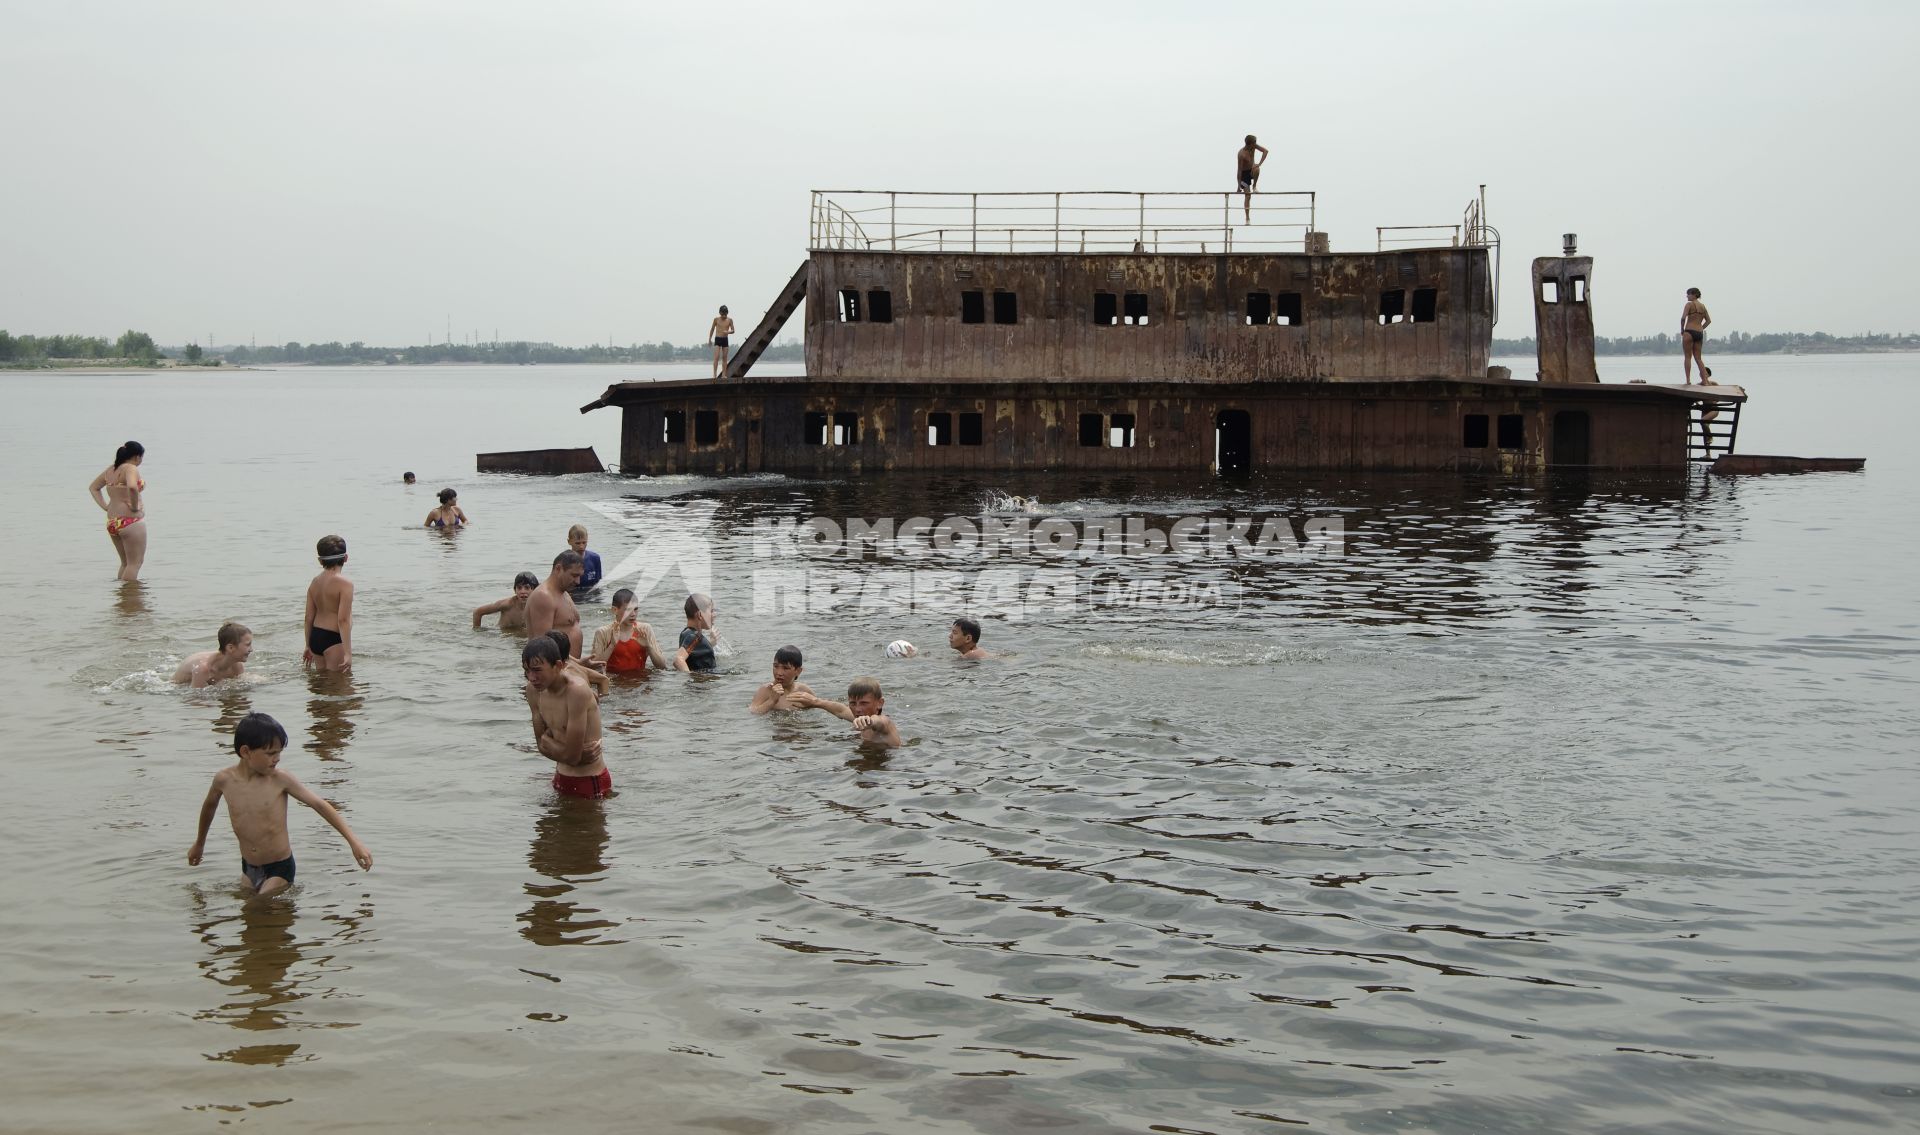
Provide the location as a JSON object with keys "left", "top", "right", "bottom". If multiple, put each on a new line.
{"left": 1563, "top": 233, "right": 1578, "bottom": 256}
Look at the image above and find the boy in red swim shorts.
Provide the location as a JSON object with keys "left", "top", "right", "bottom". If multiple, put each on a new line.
{"left": 522, "top": 635, "right": 611, "bottom": 798}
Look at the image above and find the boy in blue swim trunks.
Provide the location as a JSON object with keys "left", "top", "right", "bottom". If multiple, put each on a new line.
{"left": 188, "top": 712, "right": 373, "bottom": 896}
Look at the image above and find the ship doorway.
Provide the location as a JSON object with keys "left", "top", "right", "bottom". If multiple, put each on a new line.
{"left": 1215, "top": 409, "right": 1252, "bottom": 474}
{"left": 1551, "top": 410, "right": 1590, "bottom": 466}
{"left": 745, "top": 417, "right": 762, "bottom": 473}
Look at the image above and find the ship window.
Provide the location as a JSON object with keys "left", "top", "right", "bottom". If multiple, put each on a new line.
{"left": 961, "top": 291, "right": 985, "bottom": 324}
{"left": 867, "top": 289, "right": 893, "bottom": 323}
{"left": 993, "top": 291, "right": 1018, "bottom": 324}
{"left": 1246, "top": 292, "right": 1272, "bottom": 326}
{"left": 693, "top": 410, "right": 719, "bottom": 446}
{"left": 1275, "top": 292, "right": 1303, "bottom": 326}
{"left": 662, "top": 409, "right": 687, "bottom": 445}
{"left": 1412, "top": 288, "right": 1438, "bottom": 323}
{"left": 1109, "top": 413, "right": 1136, "bottom": 448}
{"left": 1541, "top": 280, "right": 1559, "bottom": 304}
{"left": 1093, "top": 292, "right": 1118, "bottom": 326}
{"left": 1123, "top": 293, "right": 1150, "bottom": 326}
{"left": 803, "top": 411, "right": 829, "bottom": 446}
{"left": 1463, "top": 414, "right": 1489, "bottom": 448}
{"left": 1079, "top": 413, "right": 1103, "bottom": 447}
{"left": 833, "top": 411, "right": 859, "bottom": 446}
{"left": 837, "top": 288, "right": 861, "bottom": 323}
{"left": 1497, "top": 414, "right": 1524, "bottom": 449}
{"left": 1379, "top": 289, "right": 1406, "bottom": 325}
{"left": 1570, "top": 276, "right": 1587, "bottom": 304}
{"left": 958, "top": 411, "right": 984, "bottom": 445}
{"left": 927, "top": 411, "right": 953, "bottom": 446}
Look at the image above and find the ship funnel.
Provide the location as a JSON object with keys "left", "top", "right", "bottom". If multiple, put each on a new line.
{"left": 1563, "top": 233, "right": 1578, "bottom": 256}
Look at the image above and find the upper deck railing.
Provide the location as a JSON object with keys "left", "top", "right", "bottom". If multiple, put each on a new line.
{"left": 809, "top": 190, "right": 1317, "bottom": 254}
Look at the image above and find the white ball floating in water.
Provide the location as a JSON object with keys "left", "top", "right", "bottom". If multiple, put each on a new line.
{"left": 885, "top": 640, "right": 918, "bottom": 658}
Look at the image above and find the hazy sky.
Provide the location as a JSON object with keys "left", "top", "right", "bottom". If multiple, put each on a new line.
{"left": 4, "top": 0, "right": 1914, "bottom": 347}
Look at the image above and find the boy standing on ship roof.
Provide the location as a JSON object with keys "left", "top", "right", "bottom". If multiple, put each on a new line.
{"left": 749, "top": 645, "right": 814, "bottom": 713}
{"left": 1236, "top": 135, "right": 1269, "bottom": 224}
{"left": 1680, "top": 287, "right": 1712, "bottom": 385}
{"left": 303, "top": 535, "right": 354, "bottom": 671}
{"left": 188, "top": 711, "right": 373, "bottom": 896}
{"left": 173, "top": 622, "right": 254, "bottom": 688}
{"left": 709, "top": 305, "right": 735, "bottom": 379}
{"left": 528, "top": 550, "right": 586, "bottom": 657}
{"left": 523, "top": 635, "right": 611, "bottom": 798}
{"left": 788, "top": 677, "right": 904, "bottom": 749}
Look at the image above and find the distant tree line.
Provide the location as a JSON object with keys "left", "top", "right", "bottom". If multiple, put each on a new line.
{"left": 2, "top": 331, "right": 803, "bottom": 368}
{"left": 1493, "top": 331, "right": 1920, "bottom": 356}
{"left": 0, "top": 330, "right": 161, "bottom": 364}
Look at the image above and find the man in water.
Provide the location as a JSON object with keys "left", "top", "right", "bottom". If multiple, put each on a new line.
{"left": 949, "top": 617, "right": 991, "bottom": 660}
{"left": 527, "top": 550, "right": 586, "bottom": 658}
{"left": 522, "top": 636, "right": 610, "bottom": 798}
{"left": 1680, "top": 287, "right": 1712, "bottom": 385}
{"left": 1236, "top": 135, "right": 1269, "bottom": 224}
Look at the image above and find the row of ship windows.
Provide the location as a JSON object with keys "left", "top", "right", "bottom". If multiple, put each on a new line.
{"left": 837, "top": 287, "right": 1444, "bottom": 327}
{"left": 662, "top": 409, "right": 1520, "bottom": 450}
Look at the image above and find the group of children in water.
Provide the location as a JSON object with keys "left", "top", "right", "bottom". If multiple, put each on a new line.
{"left": 173, "top": 498, "right": 995, "bottom": 897}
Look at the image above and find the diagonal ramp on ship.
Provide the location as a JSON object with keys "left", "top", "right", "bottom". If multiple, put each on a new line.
{"left": 725, "top": 262, "right": 808, "bottom": 379}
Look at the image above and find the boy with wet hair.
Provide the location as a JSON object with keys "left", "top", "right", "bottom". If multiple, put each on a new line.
{"left": 567, "top": 524, "right": 604, "bottom": 597}
{"left": 172, "top": 621, "right": 254, "bottom": 688}
{"left": 749, "top": 644, "right": 815, "bottom": 714}
{"left": 675, "top": 592, "right": 719, "bottom": 673}
{"left": 304, "top": 535, "right": 354, "bottom": 671}
{"left": 789, "top": 676, "right": 904, "bottom": 748}
{"left": 523, "top": 635, "right": 611, "bottom": 798}
{"left": 188, "top": 711, "right": 373, "bottom": 895}
{"left": 949, "top": 617, "right": 990, "bottom": 660}
{"left": 474, "top": 571, "right": 540, "bottom": 630}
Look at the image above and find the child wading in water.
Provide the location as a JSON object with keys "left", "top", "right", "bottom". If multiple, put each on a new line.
{"left": 474, "top": 571, "right": 540, "bottom": 630}
{"left": 172, "top": 621, "right": 254, "bottom": 688}
{"left": 589, "top": 588, "right": 669, "bottom": 675}
{"left": 304, "top": 535, "right": 354, "bottom": 670}
{"left": 187, "top": 712, "right": 373, "bottom": 895}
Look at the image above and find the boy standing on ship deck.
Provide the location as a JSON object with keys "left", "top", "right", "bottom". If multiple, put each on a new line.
{"left": 188, "top": 712, "right": 373, "bottom": 895}
{"left": 523, "top": 635, "right": 611, "bottom": 798}
{"left": 1236, "top": 135, "right": 1269, "bottom": 224}
{"left": 303, "top": 535, "right": 354, "bottom": 671}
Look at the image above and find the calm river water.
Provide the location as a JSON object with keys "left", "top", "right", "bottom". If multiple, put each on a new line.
{"left": 2, "top": 355, "right": 1916, "bottom": 1134}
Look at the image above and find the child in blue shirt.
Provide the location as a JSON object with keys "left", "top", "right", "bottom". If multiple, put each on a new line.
{"left": 567, "top": 524, "right": 604, "bottom": 598}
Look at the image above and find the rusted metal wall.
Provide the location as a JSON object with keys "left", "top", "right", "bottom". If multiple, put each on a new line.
{"left": 1532, "top": 256, "right": 1599, "bottom": 383}
{"left": 605, "top": 379, "right": 1689, "bottom": 474}
{"left": 803, "top": 250, "right": 1491, "bottom": 383}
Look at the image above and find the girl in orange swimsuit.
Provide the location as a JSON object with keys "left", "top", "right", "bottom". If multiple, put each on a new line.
{"left": 88, "top": 440, "right": 147, "bottom": 581}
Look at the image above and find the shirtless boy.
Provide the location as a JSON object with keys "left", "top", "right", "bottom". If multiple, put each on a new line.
{"left": 303, "top": 535, "right": 354, "bottom": 671}
{"left": 527, "top": 550, "right": 586, "bottom": 657}
{"left": 789, "top": 677, "right": 904, "bottom": 748}
{"left": 749, "top": 645, "right": 814, "bottom": 714}
{"left": 1680, "top": 287, "right": 1712, "bottom": 384}
{"left": 172, "top": 621, "right": 253, "bottom": 688}
{"left": 474, "top": 571, "right": 540, "bottom": 630}
{"left": 1236, "top": 134, "right": 1269, "bottom": 224}
{"left": 949, "top": 617, "right": 991, "bottom": 660}
{"left": 187, "top": 712, "right": 373, "bottom": 895}
{"left": 709, "top": 305, "right": 735, "bottom": 379}
{"left": 523, "top": 635, "right": 611, "bottom": 798}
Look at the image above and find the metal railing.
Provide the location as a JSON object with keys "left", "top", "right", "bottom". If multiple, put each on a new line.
{"left": 809, "top": 190, "right": 1317, "bottom": 253}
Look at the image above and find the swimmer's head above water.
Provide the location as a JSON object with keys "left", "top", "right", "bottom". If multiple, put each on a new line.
{"left": 316, "top": 534, "right": 347, "bottom": 567}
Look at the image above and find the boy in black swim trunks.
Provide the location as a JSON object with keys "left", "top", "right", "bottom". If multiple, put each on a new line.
{"left": 709, "top": 304, "right": 735, "bottom": 379}
{"left": 303, "top": 534, "right": 354, "bottom": 671}
{"left": 188, "top": 712, "right": 373, "bottom": 896}
{"left": 1236, "top": 134, "right": 1269, "bottom": 224}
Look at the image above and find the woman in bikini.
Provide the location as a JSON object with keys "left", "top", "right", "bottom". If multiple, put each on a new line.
{"left": 425, "top": 488, "right": 469, "bottom": 528}
{"left": 88, "top": 440, "right": 147, "bottom": 581}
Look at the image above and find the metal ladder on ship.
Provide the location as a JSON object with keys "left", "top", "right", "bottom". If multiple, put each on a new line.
{"left": 1689, "top": 393, "right": 1741, "bottom": 461}
{"left": 724, "top": 262, "right": 809, "bottom": 379}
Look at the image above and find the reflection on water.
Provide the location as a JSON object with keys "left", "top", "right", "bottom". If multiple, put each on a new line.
{"left": 208, "top": 685, "right": 254, "bottom": 741}
{"left": 113, "top": 580, "right": 149, "bottom": 619}
{"left": 190, "top": 892, "right": 373, "bottom": 1066}
{"left": 303, "top": 669, "right": 364, "bottom": 762}
{"left": 520, "top": 796, "right": 622, "bottom": 948}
